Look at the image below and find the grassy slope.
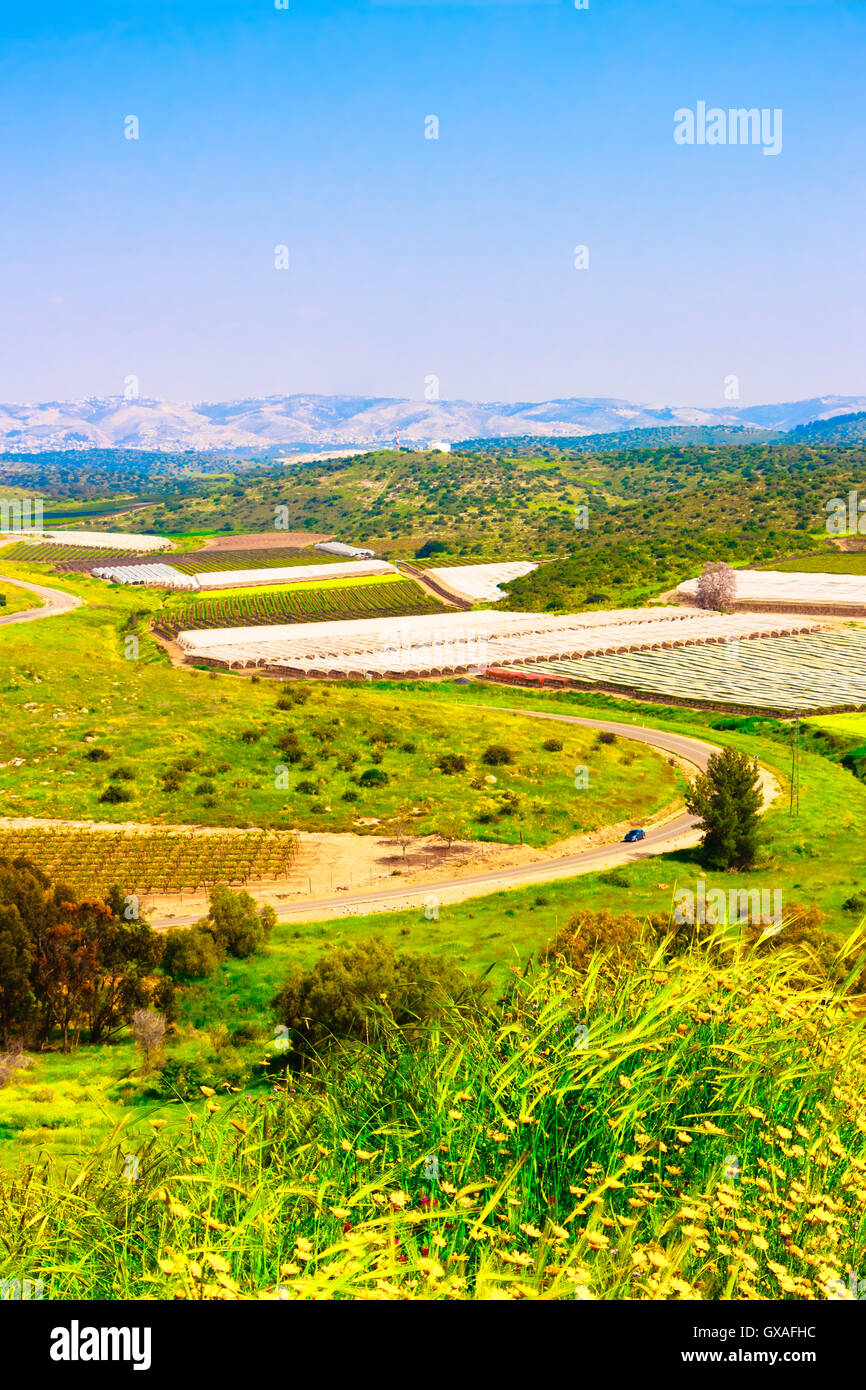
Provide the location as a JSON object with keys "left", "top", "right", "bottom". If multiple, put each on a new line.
{"left": 3, "top": 943, "right": 865, "bottom": 1300}
{"left": 3, "top": 680, "right": 865, "bottom": 1170}
{"left": 0, "top": 562, "right": 678, "bottom": 843}
{"left": 0, "top": 579, "right": 42, "bottom": 615}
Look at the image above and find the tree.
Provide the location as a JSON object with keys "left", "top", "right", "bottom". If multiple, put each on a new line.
{"left": 200, "top": 885, "right": 275, "bottom": 959}
{"left": 436, "top": 812, "right": 465, "bottom": 853}
{"left": 695, "top": 561, "right": 736, "bottom": 611}
{"left": 685, "top": 745, "right": 763, "bottom": 870}
{"left": 132, "top": 1008, "right": 166, "bottom": 1068}
{"left": 0, "top": 904, "right": 34, "bottom": 1046}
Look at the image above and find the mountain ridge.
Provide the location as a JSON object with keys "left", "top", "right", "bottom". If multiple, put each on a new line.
{"left": 1, "top": 393, "right": 865, "bottom": 453}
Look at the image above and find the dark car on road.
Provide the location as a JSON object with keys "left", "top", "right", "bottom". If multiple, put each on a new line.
{"left": 623, "top": 828, "right": 646, "bottom": 843}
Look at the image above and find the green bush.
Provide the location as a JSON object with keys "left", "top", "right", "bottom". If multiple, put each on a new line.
{"left": 162, "top": 926, "right": 221, "bottom": 981}
{"left": 541, "top": 738, "right": 563, "bottom": 752}
{"left": 436, "top": 754, "right": 467, "bottom": 774}
{"left": 481, "top": 745, "right": 514, "bottom": 766}
{"left": 99, "top": 785, "right": 132, "bottom": 804}
{"left": 272, "top": 936, "right": 488, "bottom": 1057}
{"left": 358, "top": 767, "right": 389, "bottom": 788}
{"left": 198, "top": 885, "right": 276, "bottom": 960}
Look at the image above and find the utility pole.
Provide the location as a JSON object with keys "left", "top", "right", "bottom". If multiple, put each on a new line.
{"left": 789, "top": 710, "right": 801, "bottom": 817}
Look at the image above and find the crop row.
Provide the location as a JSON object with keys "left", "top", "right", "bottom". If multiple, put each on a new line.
{"left": 154, "top": 578, "right": 448, "bottom": 636}
{"left": 0, "top": 541, "right": 155, "bottom": 567}
{"left": 0, "top": 827, "right": 299, "bottom": 893}
{"left": 519, "top": 627, "right": 866, "bottom": 712}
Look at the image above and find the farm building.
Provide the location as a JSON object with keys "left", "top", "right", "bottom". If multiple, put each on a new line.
{"left": 314, "top": 541, "right": 376, "bottom": 560}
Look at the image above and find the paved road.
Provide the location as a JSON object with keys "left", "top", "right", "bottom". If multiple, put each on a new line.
{"left": 160, "top": 710, "right": 740, "bottom": 926}
{"left": 0, "top": 574, "right": 83, "bottom": 627}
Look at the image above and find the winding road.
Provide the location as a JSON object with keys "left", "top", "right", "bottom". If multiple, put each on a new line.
{"left": 158, "top": 709, "right": 775, "bottom": 926}
{"left": 0, "top": 574, "right": 83, "bottom": 627}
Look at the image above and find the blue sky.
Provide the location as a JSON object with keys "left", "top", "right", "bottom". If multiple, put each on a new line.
{"left": 1, "top": 0, "right": 864, "bottom": 407}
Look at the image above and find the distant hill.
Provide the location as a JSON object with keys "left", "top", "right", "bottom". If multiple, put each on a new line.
{"left": 788, "top": 411, "right": 866, "bottom": 443}
{"left": 1, "top": 393, "right": 865, "bottom": 453}
{"left": 460, "top": 424, "right": 780, "bottom": 454}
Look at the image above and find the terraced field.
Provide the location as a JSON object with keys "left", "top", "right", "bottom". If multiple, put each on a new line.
{"left": 0, "top": 826, "right": 299, "bottom": 893}
{"left": 154, "top": 577, "right": 448, "bottom": 637}
{"left": 516, "top": 626, "right": 866, "bottom": 713}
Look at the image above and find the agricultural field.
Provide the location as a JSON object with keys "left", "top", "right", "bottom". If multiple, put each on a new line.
{"left": 0, "top": 540, "right": 157, "bottom": 567}
{"left": 0, "top": 563, "right": 681, "bottom": 843}
{"left": 767, "top": 550, "right": 866, "bottom": 575}
{"left": 0, "top": 827, "right": 298, "bottom": 894}
{"left": 154, "top": 576, "right": 448, "bottom": 637}
{"left": 516, "top": 626, "right": 866, "bottom": 713}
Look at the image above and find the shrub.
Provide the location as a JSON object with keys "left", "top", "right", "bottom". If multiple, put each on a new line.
{"left": 542, "top": 908, "right": 647, "bottom": 975}
{"left": 842, "top": 892, "right": 866, "bottom": 915}
{"left": 99, "top": 785, "right": 132, "bottom": 804}
{"left": 272, "top": 937, "right": 488, "bottom": 1057}
{"left": 276, "top": 686, "right": 309, "bottom": 710}
{"left": 436, "top": 754, "right": 467, "bottom": 774}
{"left": 341, "top": 789, "right": 360, "bottom": 802}
{"left": 358, "top": 767, "right": 389, "bottom": 788}
{"left": 276, "top": 733, "right": 302, "bottom": 763}
{"left": 110, "top": 766, "right": 135, "bottom": 781}
{"left": 162, "top": 926, "right": 221, "bottom": 980}
{"left": 296, "top": 780, "right": 318, "bottom": 795}
{"left": 240, "top": 728, "right": 261, "bottom": 743}
{"left": 162, "top": 772, "right": 182, "bottom": 792}
{"left": 481, "top": 745, "right": 514, "bottom": 766}
{"left": 84, "top": 748, "right": 110, "bottom": 762}
{"left": 541, "top": 738, "right": 563, "bottom": 752}
{"left": 194, "top": 780, "right": 216, "bottom": 796}
{"left": 596, "top": 731, "right": 616, "bottom": 746}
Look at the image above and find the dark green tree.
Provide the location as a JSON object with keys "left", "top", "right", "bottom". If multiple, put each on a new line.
{"left": 685, "top": 746, "right": 763, "bottom": 870}
{"left": 0, "top": 903, "right": 35, "bottom": 1045}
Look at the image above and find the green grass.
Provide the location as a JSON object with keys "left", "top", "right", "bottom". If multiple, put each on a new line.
{"left": 0, "top": 563, "right": 679, "bottom": 841}
{"left": 0, "top": 579, "right": 40, "bottom": 615}
{"left": 767, "top": 550, "right": 866, "bottom": 574}
{"left": 2, "top": 936, "right": 865, "bottom": 1299}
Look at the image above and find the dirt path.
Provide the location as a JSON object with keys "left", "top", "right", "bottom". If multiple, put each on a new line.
{"left": 0, "top": 575, "right": 83, "bottom": 627}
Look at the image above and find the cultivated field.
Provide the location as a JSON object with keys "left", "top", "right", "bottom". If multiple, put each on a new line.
{"left": 176, "top": 607, "right": 822, "bottom": 678}
{"left": 517, "top": 626, "right": 866, "bottom": 712}
{"left": 0, "top": 826, "right": 299, "bottom": 893}
{"left": 0, "top": 569, "right": 681, "bottom": 843}
{"left": 679, "top": 568, "right": 866, "bottom": 612}
{"left": 154, "top": 577, "right": 448, "bottom": 637}
{"left": 426, "top": 560, "right": 538, "bottom": 601}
